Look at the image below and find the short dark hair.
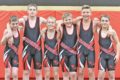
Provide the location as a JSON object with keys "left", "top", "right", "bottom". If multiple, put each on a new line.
{"left": 9, "top": 16, "right": 18, "bottom": 23}
{"left": 27, "top": 3, "right": 37, "bottom": 10}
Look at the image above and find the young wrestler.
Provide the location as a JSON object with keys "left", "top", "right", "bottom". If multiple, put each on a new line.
{"left": 21, "top": 4, "right": 47, "bottom": 80}
{"left": 42, "top": 16, "right": 60, "bottom": 80}
{"left": 6, "top": 4, "right": 47, "bottom": 80}
{"left": 59, "top": 12, "right": 77, "bottom": 80}
{"left": 98, "top": 15, "right": 119, "bottom": 80}
{"left": 1, "top": 16, "right": 20, "bottom": 80}
{"left": 74, "top": 5, "right": 100, "bottom": 80}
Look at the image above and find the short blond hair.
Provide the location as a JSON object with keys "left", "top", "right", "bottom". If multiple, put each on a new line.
{"left": 82, "top": 5, "right": 91, "bottom": 10}
{"left": 47, "top": 16, "right": 56, "bottom": 22}
{"left": 62, "top": 12, "right": 72, "bottom": 19}
{"left": 100, "top": 14, "right": 110, "bottom": 20}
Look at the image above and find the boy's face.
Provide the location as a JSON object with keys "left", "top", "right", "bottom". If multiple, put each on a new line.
{"left": 63, "top": 16, "right": 73, "bottom": 27}
{"left": 81, "top": 8, "right": 91, "bottom": 20}
{"left": 28, "top": 6, "right": 37, "bottom": 17}
{"left": 10, "top": 20, "right": 18, "bottom": 30}
{"left": 47, "top": 18, "right": 56, "bottom": 30}
{"left": 101, "top": 17, "right": 110, "bottom": 28}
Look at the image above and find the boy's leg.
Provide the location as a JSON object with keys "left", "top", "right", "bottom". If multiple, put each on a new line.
{"left": 33, "top": 50, "right": 42, "bottom": 80}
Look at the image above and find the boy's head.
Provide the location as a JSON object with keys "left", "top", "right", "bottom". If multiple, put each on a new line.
{"left": 27, "top": 4, "right": 38, "bottom": 17}
{"left": 47, "top": 16, "right": 56, "bottom": 30}
{"left": 100, "top": 14, "right": 110, "bottom": 28}
{"left": 81, "top": 5, "right": 92, "bottom": 20}
{"left": 9, "top": 16, "right": 18, "bottom": 30}
{"left": 62, "top": 12, "right": 73, "bottom": 27}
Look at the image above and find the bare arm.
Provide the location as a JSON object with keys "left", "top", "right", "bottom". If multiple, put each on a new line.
{"left": 39, "top": 17, "right": 47, "bottom": 25}
{"left": 76, "top": 21, "right": 80, "bottom": 40}
{"left": 110, "top": 29, "right": 120, "bottom": 63}
{"left": 19, "top": 16, "right": 27, "bottom": 26}
{"left": 55, "top": 23, "right": 60, "bottom": 41}
{"left": 56, "top": 20, "right": 63, "bottom": 29}
{"left": 1, "top": 29, "right": 13, "bottom": 45}
{"left": 6, "top": 24, "right": 14, "bottom": 44}
{"left": 111, "top": 30, "right": 120, "bottom": 54}
{"left": 19, "top": 18, "right": 25, "bottom": 26}
{"left": 40, "top": 27, "right": 47, "bottom": 37}
{"left": 18, "top": 16, "right": 28, "bottom": 30}
{"left": 73, "top": 16, "right": 82, "bottom": 24}
{"left": 57, "top": 23, "right": 63, "bottom": 42}
{"left": 41, "top": 28, "right": 47, "bottom": 57}
{"left": 93, "top": 17, "right": 101, "bottom": 33}
{"left": 1, "top": 29, "right": 8, "bottom": 45}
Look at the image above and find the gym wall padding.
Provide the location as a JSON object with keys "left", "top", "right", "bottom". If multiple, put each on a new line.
{"left": 0, "top": 0, "right": 120, "bottom": 6}
{"left": 0, "top": 10, "right": 120, "bottom": 78}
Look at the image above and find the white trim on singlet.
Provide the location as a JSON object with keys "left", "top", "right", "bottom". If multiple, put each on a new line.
{"left": 3, "top": 49, "right": 11, "bottom": 62}
{"left": 79, "top": 59, "right": 84, "bottom": 69}
{"left": 22, "top": 45, "right": 28, "bottom": 58}
{"left": 100, "top": 61, "right": 105, "bottom": 71}
{"left": 64, "top": 63, "right": 69, "bottom": 71}
{"left": 27, "top": 60, "right": 31, "bottom": 70}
